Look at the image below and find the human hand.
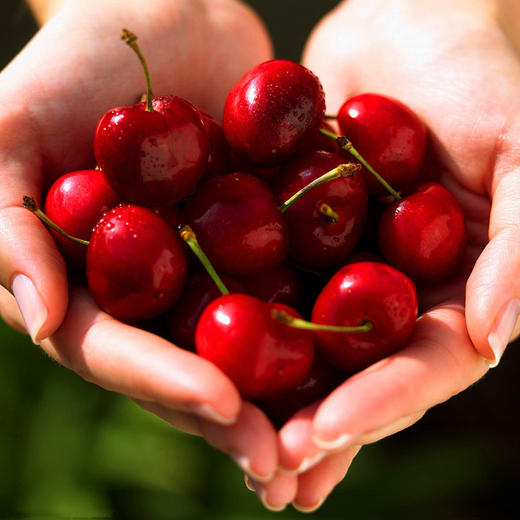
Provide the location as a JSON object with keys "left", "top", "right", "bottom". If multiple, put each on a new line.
{"left": 0, "top": 0, "right": 279, "bottom": 482}
{"left": 249, "top": 0, "right": 520, "bottom": 511}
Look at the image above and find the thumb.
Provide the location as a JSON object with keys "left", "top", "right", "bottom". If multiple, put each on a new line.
{"left": 466, "top": 168, "right": 520, "bottom": 366}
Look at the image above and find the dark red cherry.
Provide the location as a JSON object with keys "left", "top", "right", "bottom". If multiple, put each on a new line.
{"left": 337, "top": 93, "right": 427, "bottom": 196}
{"left": 230, "top": 153, "right": 281, "bottom": 183}
{"left": 168, "top": 271, "right": 244, "bottom": 351}
{"left": 274, "top": 150, "right": 368, "bottom": 268}
{"left": 87, "top": 204, "right": 187, "bottom": 321}
{"left": 378, "top": 182, "right": 467, "bottom": 285}
{"left": 257, "top": 354, "right": 344, "bottom": 426}
{"left": 198, "top": 109, "right": 232, "bottom": 177}
{"left": 311, "top": 262, "right": 418, "bottom": 373}
{"left": 223, "top": 60, "right": 326, "bottom": 166}
{"left": 44, "top": 169, "right": 120, "bottom": 267}
{"left": 184, "top": 172, "right": 289, "bottom": 276}
{"left": 94, "top": 95, "right": 209, "bottom": 206}
{"left": 240, "top": 264, "right": 305, "bottom": 312}
{"left": 196, "top": 294, "right": 314, "bottom": 399}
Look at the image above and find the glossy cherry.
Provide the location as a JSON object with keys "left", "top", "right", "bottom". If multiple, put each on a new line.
{"left": 183, "top": 172, "right": 289, "bottom": 276}
{"left": 274, "top": 150, "right": 368, "bottom": 268}
{"left": 169, "top": 271, "right": 244, "bottom": 351}
{"left": 44, "top": 169, "right": 120, "bottom": 267}
{"left": 378, "top": 182, "right": 467, "bottom": 285}
{"left": 311, "top": 261, "right": 418, "bottom": 373}
{"left": 198, "top": 109, "right": 232, "bottom": 177}
{"left": 337, "top": 93, "right": 427, "bottom": 196}
{"left": 196, "top": 293, "right": 314, "bottom": 399}
{"left": 87, "top": 204, "right": 188, "bottom": 321}
{"left": 223, "top": 59, "right": 326, "bottom": 166}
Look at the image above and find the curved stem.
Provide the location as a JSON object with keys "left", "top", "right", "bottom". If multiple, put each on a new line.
{"left": 23, "top": 196, "right": 89, "bottom": 246}
{"left": 121, "top": 28, "right": 154, "bottom": 112}
{"left": 178, "top": 225, "right": 229, "bottom": 296}
{"left": 320, "top": 128, "right": 402, "bottom": 201}
{"left": 319, "top": 203, "right": 339, "bottom": 223}
{"left": 273, "top": 308, "right": 373, "bottom": 333}
{"left": 279, "top": 162, "right": 361, "bottom": 213}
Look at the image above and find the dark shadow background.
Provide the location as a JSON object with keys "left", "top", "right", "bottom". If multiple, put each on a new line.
{"left": 1, "top": 0, "right": 519, "bottom": 518}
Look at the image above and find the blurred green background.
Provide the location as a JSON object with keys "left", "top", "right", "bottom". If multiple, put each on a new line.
{"left": 1, "top": 1, "right": 519, "bottom": 518}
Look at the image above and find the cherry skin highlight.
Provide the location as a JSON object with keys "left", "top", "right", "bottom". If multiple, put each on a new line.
{"left": 184, "top": 172, "right": 289, "bottom": 276}
{"left": 378, "top": 182, "right": 467, "bottom": 285}
{"left": 311, "top": 261, "right": 418, "bottom": 373}
{"left": 337, "top": 93, "right": 427, "bottom": 196}
{"left": 223, "top": 59, "right": 326, "bottom": 166}
{"left": 44, "top": 169, "right": 120, "bottom": 267}
{"left": 94, "top": 96, "right": 209, "bottom": 206}
{"left": 86, "top": 204, "right": 188, "bottom": 321}
{"left": 274, "top": 150, "right": 368, "bottom": 268}
{"left": 196, "top": 294, "right": 314, "bottom": 400}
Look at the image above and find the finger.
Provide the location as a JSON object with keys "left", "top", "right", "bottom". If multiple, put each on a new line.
{"left": 0, "top": 155, "right": 68, "bottom": 342}
{"left": 0, "top": 285, "right": 26, "bottom": 334}
{"left": 198, "top": 401, "right": 278, "bottom": 483}
{"left": 246, "top": 471, "right": 298, "bottom": 512}
{"left": 292, "top": 446, "right": 361, "bottom": 514}
{"left": 466, "top": 165, "right": 520, "bottom": 365}
{"left": 277, "top": 402, "right": 327, "bottom": 474}
{"left": 39, "top": 287, "right": 241, "bottom": 425}
{"left": 312, "top": 301, "right": 489, "bottom": 451}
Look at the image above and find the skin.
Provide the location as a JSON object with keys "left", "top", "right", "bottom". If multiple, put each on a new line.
{"left": 3, "top": 0, "right": 520, "bottom": 513}
{"left": 250, "top": 0, "right": 520, "bottom": 511}
{"left": 0, "top": 0, "right": 280, "bottom": 486}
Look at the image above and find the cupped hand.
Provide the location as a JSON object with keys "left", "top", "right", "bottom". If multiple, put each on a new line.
{"left": 0, "top": 0, "right": 279, "bottom": 482}
{"left": 253, "top": 0, "right": 520, "bottom": 511}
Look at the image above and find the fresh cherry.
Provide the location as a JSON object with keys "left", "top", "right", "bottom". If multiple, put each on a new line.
{"left": 337, "top": 93, "right": 427, "bottom": 196}
{"left": 223, "top": 59, "right": 326, "bottom": 166}
{"left": 198, "top": 109, "right": 232, "bottom": 177}
{"left": 378, "top": 182, "right": 467, "bottom": 285}
{"left": 183, "top": 172, "right": 289, "bottom": 276}
{"left": 87, "top": 204, "right": 188, "bottom": 321}
{"left": 44, "top": 169, "right": 120, "bottom": 267}
{"left": 274, "top": 150, "right": 368, "bottom": 268}
{"left": 196, "top": 294, "right": 314, "bottom": 399}
{"left": 94, "top": 30, "right": 209, "bottom": 206}
{"left": 311, "top": 261, "right": 418, "bottom": 372}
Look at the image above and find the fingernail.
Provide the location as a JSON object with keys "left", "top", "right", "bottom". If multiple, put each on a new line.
{"left": 312, "top": 432, "right": 360, "bottom": 451}
{"left": 487, "top": 298, "right": 520, "bottom": 367}
{"left": 279, "top": 451, "right": 327, "bottom": 475}
{"left": 243, "top": 474, "right": 255, "bottom": 492}
{"left": 12, "top": 274, "right": 47, "bottom": 343}
{"left": 249, "top": 480, "right": 287, "bottom": 512}
{"left": 231, "top": 452, "right": 273, "bottom": 483}
{"left": 188, "top": 403, "right": 237, "bottom": 425}
{"left": 292, "top": 497, "right": 325, "bottom": 513}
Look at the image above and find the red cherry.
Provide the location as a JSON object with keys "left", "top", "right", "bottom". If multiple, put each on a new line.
{"left": 198, "top": 109, "right": 232, "bottom": 177}
{"left": 196, "top": 294, "right": 314, "bottom": 399}
{"left": 44, "top": 169, "right": 120, "bottom": 267}
{"left": 169, "top": 271, "right": 244, "bottom": 351}
{"left": 274, "top": 150, "right": 368, "bottom": 268}
{"left": 337, "top": 93, "right": 427, "bottom": 196}
{"left": 378, "top": 182, "right": 467, "bottom": 285}
{"left": 184, "top": 172, "right": 289, "bottom": 276}
{"left": 87, "top": 204, "right": 187, "bottom": 321}
{"left": 223, "top": 59, "right": 326, "bottom": 166}
{"left": 94, "top": 96, "right": 209, "bottom": 206}
{"left": 311, "top": 262, "right": 418, "bottom": 373}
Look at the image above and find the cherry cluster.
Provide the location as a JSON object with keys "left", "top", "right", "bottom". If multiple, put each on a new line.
{"left": 25, "top": 30, "right": 467, "bottom": 425}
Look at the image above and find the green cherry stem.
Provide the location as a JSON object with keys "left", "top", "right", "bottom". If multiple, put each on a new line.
{"left": 179, "top": 225, "right": 230, "bottom": 296}
{"left": 319, "top": 127, "right": 402, "bottom": 201}
{"left": 319, "top": 203, "right": 339, "bottom": 223}
{"left": 121, "top": 28, "right": 154, "bottom": 112}
{"left": 23, "top": 196, "right": 89, "bottom": 246}
{"left": 273, "top": 308, "right": 373, "bottom": 333}
{"left": 279, "top": 162, "right": 361, "bottom": 213}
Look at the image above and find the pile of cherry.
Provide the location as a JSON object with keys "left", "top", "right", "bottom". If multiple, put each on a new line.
{"left": 25, "top": 30, "right": 466, "bottom": 424}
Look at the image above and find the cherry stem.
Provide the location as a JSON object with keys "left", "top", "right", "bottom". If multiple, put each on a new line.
{"left": 121, "top": 28, "right": 154, "bottom": 112}
{"left": 324, "top": 114, "right": 337, "bottom": 120}
{"left": 273, "top": 309, "right": 373, "bottom": 333}
{"left": 279, "top": 162, "right": 361, "bottom": 213}
{"left": 22, "top": 196, "right": 89, "bottom": 246}
{"left": 178, "top": 225, "right": 230, "bottom": 296}
{"left": 319, "top": 203, "right": 339, "bottom": 223}
{"left": 319, "top": 128, "right": 402, "bottom": 201}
